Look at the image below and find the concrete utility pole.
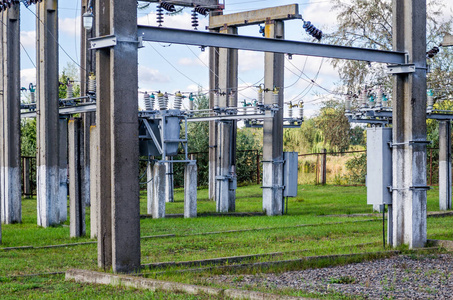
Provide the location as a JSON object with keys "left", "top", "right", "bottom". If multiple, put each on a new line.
{"left": 391, "top": 0, "right": 428, "bottom": 248}
{"left": 69, "top": 118, "right": 85, "bottom": 237}
{"left": 216, "top": 26, "right": 238, "bottom": 212}
{"left": 439, "top": 121, "right": 451, "bottom": 210}
{"left": 208, "top": 12, "right": 220, "bottom": 202}
{"left": 262, "top": 20, "right": 285, "bottom": 216}
{"left": 0, "top": 6, "right": 21, "bottom": 225}
{"left": 95, "top": 0, "right": 140, "bottom": 273}
{"left": 36, "top": 0, "right": 61, "bottom": 227}
{"left": 81, "top": 0, "right": 95, "bottom": 207}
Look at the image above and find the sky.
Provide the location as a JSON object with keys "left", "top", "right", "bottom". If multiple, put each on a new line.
{"left": 17, "top": 0, "right": 453, "bottom": 118}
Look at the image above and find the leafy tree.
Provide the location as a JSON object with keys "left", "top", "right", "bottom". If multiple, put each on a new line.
{"left": 21, "top": 118, "right": 37, "bottom": 156}
{"left": 314, "top": 100, "right": 351, "bottom": 152}
{"left": 326, "top": 0, "right": 453, "bottom": 98}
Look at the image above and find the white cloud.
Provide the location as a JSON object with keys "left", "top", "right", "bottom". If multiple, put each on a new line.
{"left": 139, "top": 65, "right": 170, "bottom": 87}
{"left": 178, "top": 50, "right": 209, "bottom": 66}
{"left": 59, "top": 16, "right": 81, "bottom": 37}
{"left": 21, "top": 68, "right": 36, "bottom": 87}
{"left": 20, "top": 31, "right": 36, "bottom": 48}
{"left": 238, "top": 50, "right": 263, "bottom": 72}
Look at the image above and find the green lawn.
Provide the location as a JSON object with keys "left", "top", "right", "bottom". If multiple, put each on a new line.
{"left": 0, "top": 184, "right": 451, "bottom": 298}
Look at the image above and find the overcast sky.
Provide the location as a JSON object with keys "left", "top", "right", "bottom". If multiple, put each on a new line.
{"left": 18, "top": 0, "right": 453, "bottom": 117}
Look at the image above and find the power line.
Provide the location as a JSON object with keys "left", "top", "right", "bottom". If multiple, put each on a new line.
{"left": 26, "top": 6, "right": 87, "bottom": 72}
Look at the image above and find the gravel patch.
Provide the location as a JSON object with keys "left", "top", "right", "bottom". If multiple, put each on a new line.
{"left": 207, "top": 254, "right": 453, "bottom": 299}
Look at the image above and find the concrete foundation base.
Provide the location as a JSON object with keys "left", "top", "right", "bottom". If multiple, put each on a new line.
{"left": 152, "top": 162, "right": 166, "bottom": 219}
{"left": 184, "top": 162, "right": 197, "bottom": 218}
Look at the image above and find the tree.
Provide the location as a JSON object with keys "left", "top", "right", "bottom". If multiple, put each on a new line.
{"left": 326, "top": 0, "right": 453, "bottom": 99}
{"left": 314, "top": 100, "right": 351, "bottom": 152}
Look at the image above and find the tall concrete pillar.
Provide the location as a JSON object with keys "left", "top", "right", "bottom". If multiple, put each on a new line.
{"left": 215, "top": 26, "right": 237, "bottom": 212}
{"left": 184, "top": 161, "right": 197, "bottom": 218}
{"left": 81, "top": 0, "right": 96, "bottom": 207}
{"left": 36, "top": 0, "right": 60, "bottom": 227}
{"left": 439, "top": 121, "right": 451, "bottom": 210}
{"left": 208, "top": 12, "right": 221, "bottom": 201}
{"left": 89, "top": 125, "right": 98, "bottom": 239}
{"left": 0, "top": 6, "right": 21, "bottom": 224}
{"left": 69, "top": 118, "right": 85, "bottom": 237}
{"left": 152, "top": 162, "right": 166, "bottom": 219}
{"left": 391, "top": 0, "right": 427, "bottom": 248}
{"left": 95, "top": 0, "right": 140, "bottom": 273}
{"left": 59, "top": 118, "right": 68, "bottom": 222}
{"left": 262, "top": 21, "right": 285, "bottom": 216}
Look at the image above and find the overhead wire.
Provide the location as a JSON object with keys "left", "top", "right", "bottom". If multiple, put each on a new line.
{"left": 26, "top": 6, "right": 87, "bottom": 72}
{"left": 0, "top": 17, "right": 36, "bottom": 69}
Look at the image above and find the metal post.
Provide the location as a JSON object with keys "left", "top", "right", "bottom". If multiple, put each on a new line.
{"left": 165, "top": 157, "right": 174, "bottom": 203}
{"left": 0, "top": 6, "right": 21, "bottom": 224}
{"left": 95, "top": 0, "right": 140, "bottom": 273}
{"left": 262, "top": 20, "right": 284, "bottom": 216}
{"left": 23, "top": 158, "right": 31, "bottom": 198}
{"left": 321, "top": 148, "right": 327, "bottom": 185}
{"left": 36, "top": 0, "right": 60, "bottom": 227}
{"left": 69, "top": 118, "right": 85, "bottom": 237}
{"left": 81, "top": 0, "right": 95, "bottom": 207}
{"left": 391, "top": 0, "right": 427, "bottom": 248}
{"left": 439, "top": 121, "right": 451, "bottom": 210}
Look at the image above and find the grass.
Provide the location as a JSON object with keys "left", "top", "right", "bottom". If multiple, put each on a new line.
{"left": 0, "top": 184, "right": 451, "bottom": 298}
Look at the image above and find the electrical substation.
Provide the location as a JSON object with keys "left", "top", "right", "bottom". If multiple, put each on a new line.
{"left": 0, "top": 0, "right": 449, "bottom": 274}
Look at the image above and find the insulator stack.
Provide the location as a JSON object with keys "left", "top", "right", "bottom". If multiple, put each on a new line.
{"left": 228, "top": 91, "right": 235, "bottom": 108}
{"left": 164, "top": 92, "right": 169, "bottom": 108}
{"left": 66, "top": 82, "right": 74, "bottom": 99}
{"left": 253, "top": 100, "right": 259, "bottom": 114}
{"left": 427, "top": 89, "right": 435, "bottom": 110}
{"left": 298, "top": 102, "right": 304, "bottom": 119}
{"left": 288, "top": 102, "right": 293, "bottom": 119}
{"left": 382, "top": 94, "right": 389, "bottom": 107}
{"left": 345, "top": 95, "right": 351, "bottom": 112}
{"left": 194, "top": 5, "right": 209, "bottom": 16}
{"left": 191, "top": 9, "right": 199, "bottom": 30}
{"left": 189, "top": 93, "right": 194, "bottom": 110}
{"left": 375, "top": 87, "right": 383, "bottom": 107}
{"left": 368, "top": 94, "right": 375, "bottom": 108}
{"left": 30, "top": 89, "right": 36, "bottom": 103}
{"left": 426, "top": 47, "right": 440, "bottom": 59}
{"left": 258, "top": 88, "right": 263, "bottom": 105}
{"left": 150, "top": 93, "right": 155, "bottom": 109}
{"left": 160, "top": 1, "right": 176, "bottom": 12}
{"left": 360, "top": 87, "right": 368, "bottom": 108}
{"left": 174, "top": 91, "right": 183, "bottom": 110}
{"left": 156, "top": 5, "right": 164, "bottom": 27}
{"left": 303, "top": 21, "right": 322, "bottom": 41}
{"left": 214, "top": 92, "right": 220, "bottom": 108}
{"left": 143, "top": 92, "right": 153, "bottom": 110}
{"left": 272, "top": 88, "right": 279, "bottom": 105}
{"left": 157, "top": 92, "right": 166, "bottom": 110}
{"left": 88, "top": 73, "right": 96, "bottom": 94}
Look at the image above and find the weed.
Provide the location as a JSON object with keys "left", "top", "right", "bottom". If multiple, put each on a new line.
{"left": 329, "top": 276, "right": 356, "bottom": 284}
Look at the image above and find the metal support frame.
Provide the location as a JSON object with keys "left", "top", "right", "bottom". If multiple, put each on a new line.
{"left": 138, "top": 25, "right": 406, "bottom": 64}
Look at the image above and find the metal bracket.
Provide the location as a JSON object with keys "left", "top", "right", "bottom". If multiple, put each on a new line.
{"left": 387, "top": 64, "right": 415, "bottom": 74}
{"left": 389, "top": 140, "right": 431, "bottom": 147}
{"left": 90, "top": 35, "right": 117, "bottom": 49}
{"left": 388, "top": 185, "right": 431, "bottom": 192}
{"left": 261, "top": 185, "right": 285, "bottom": 190}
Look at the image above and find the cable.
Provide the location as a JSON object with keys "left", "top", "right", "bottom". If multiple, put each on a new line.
{"left": 148, "top": 42, "right": 206, "bottom": 91}
{"left": 20, "top": 41, "right": 36, "bottom": 68}
{"left": 26, "top": 6, "right": 87, "bottom": 72}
